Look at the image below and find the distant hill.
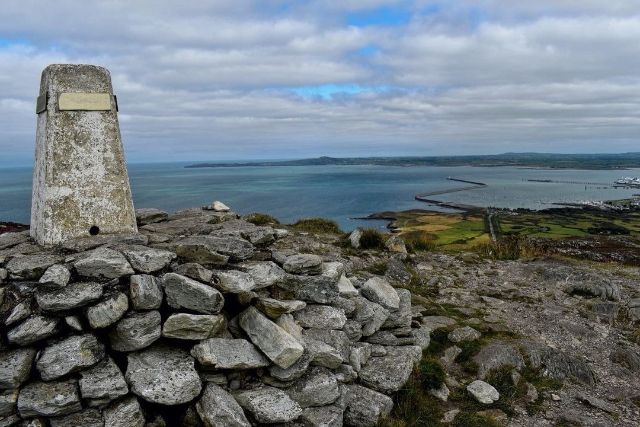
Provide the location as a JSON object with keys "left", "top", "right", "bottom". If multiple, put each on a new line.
{"left": 185, "top": 152, "right": 640, "bottom": 170}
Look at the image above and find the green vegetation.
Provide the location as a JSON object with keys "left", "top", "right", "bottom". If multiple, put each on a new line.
{"left": 365, "top": 261, "right": 388, "bottom": 276}
{"left": 360, "top": 228, "right": 386, "bottom": 249}
{"left": 452, "top": 412, "right": 501, "bottom": 427}
{"left": 402, "top": 231, "right": 438, "bottom": 252}
{"left": 395, "top": 211, "right": 489, "bottom": 250}
{"left": 244, "top": 212, "right": 280, "bottom": 226}
{"left": 418, "top": 357, "right": 446, "bottom": 390}
{"left": 290, "top": 217, "right": 342, "bottom": 234}
{"left": 474, "top": 236, "right": 545, "bottom": 260}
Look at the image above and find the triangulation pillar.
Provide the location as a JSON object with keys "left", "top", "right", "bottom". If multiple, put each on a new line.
{"left": 31, "top": 64, "right": 137, "bottom": 245}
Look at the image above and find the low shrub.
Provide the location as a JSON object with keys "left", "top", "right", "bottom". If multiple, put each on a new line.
{"left": 418, "top": 357, "right": 446, "bottom": 390}
{"left": 244, "top": 212, "right": 280, "bottom": 226}
{"left": 365, "top": 261, "right": 388, "bottom": 275}
{"left": 290, "top": 218, "right": 342, "bottom": 234}
{"left": 402, "top": 232, "right": 437, "bottom": 252}
{"left": 359, "top": 228, "right": 385, "bottom": 249}
{"left": 474, "top": 236, "right": 545, "bottom": 260}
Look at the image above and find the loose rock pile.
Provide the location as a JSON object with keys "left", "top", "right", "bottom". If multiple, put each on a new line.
{"left": 0, "top": 204, "right": 431, "bottom": 426}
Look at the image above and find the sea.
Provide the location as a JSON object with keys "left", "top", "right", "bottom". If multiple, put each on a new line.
{"left": 1, "top": 163, "right": 639, "bottom": 231}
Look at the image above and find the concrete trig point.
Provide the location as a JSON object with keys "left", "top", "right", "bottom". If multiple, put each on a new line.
{"left": 31, "top": 64, "right": 137, "bottom": 245}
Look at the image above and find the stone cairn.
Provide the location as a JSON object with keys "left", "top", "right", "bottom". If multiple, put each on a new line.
{"left": 0, "top": 203, "right": 431, "bottom": 426}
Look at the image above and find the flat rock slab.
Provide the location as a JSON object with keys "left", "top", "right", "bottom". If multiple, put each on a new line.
{"left": 422, "top": 316, "right": 457, "bottom": 331}
{"left": 239, "top": 306, "right": 304, "bottom": 369}
{"left": 74, "top": 247, "right": 134, "bottom": 279}
{"left": 7, "top": 315, "right": 59, "bottom": 345}
{"left": 283, "top": 254, "right": 323, "bottom": 275}
{"left": 301, "top": 405, "right": 344, "bottom": 427}
{"left": 191, "top": 338, "right": 270, "bottom": 369}
{"left": 49, "top": 409, "right": 104, "bottom": 427}
{"left": 294, "top": 305, "right": 347, "bottom": 330}
{"left": 120, "top": 245, "right": 176, "bottom": 273}
{"left": 473, "top": 342, "right": 525, "bottom": 380}
{"left": 17, "top": 380, "right": 81, "bottom": 418}
{"left": 109, "top": 311, "right": 161, "bottom": 352}
{"left": 86, "top": 292, "right": 129, "bottom": 329}
{"left": 196, "top": 383, "right": 251, "bottom": 427}
{"left": 214, "top": 270, "right": 256, "bottom": 293}
{"left": 126, "top": 345, "right": 202, "bottom": 405}
{"left": 285, "top": 367, "right": 340, "bottom": 408}
{"left": 234, "top": 386, "right": 303, "bottom": 424}
{"left": 359, "top": 346, "right": 421, "bottom": 394}
{"left": 36, "top": 334, "right": 105, "bottom": 380}
{"left": 39, "top": 264, "right": 71, "bottom": 288}
{"left": 162, "top": 313, "right": 225, "bottom": 340}
{"left": 136, "top": 208, "right": 168, "bottom": 226}
{"left": 36, "top": 281, "right": 103, "bottom": 312}
{"left": 467, "top": 380, "right": 500, "bottom": 404}
{"left": 256, "top": 298, "right": 306, "bottom": 319}
{"left": 103, "top": 396, "right": 145, "bottom": 427}
{"left": 237, "top": 261, "right": 286, "bottom": 288}
{"left": 173, "top": 263, "right": 214, "bottom": 283}
{"left": 0, "top": 348, "right": 36, "bottom": 389}
{"left": 6, "top": 254, "right": 63, "bottom": 280}
{"left": 176, "top": 235, "right": 253, "bottom": 263}
{"left": 163, "top": 272, "right": 224, "bottom": 314}
{"left": 360, "top": 277, "right": 400, "bottom": 310}
{"left": 448, "top": 326, "right": 481, "bottom": 343}
{"left": 79, "top": 357, "right": 128, "bottom": 406}
{"left": 344, "top": 384, "right": 393, "bottom": 427}
{"left": 129, "top": 274, "right": 163, "bottom": 310}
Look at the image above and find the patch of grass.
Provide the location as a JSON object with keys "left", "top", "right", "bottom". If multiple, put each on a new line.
{"left": 418, "top": 357, "right": 446, "bottom": 390}
{"left": 474, "top": 236, "right": 547, "bottom": 260}
{"left": 365, "top": 261, "right": 388, "bottom": 275}
{"left": 452, "top": 412, "right": 501, "bottom": 427}
{"left": 290, "top": 217, "right": 342, "bottom": 234}
{"left": 244, "top": 212, "right": 280, "bottom": 226}
{"left": 402, "top": 232, "right": 437, "bottom": 252}
{"left": 360, "top": 228, "right": 386, "bottom": 250}
{"left": 424, "top": 328, "right": 451, "bottom": 357}
{"left": 455, "top": 340, "right": 482, "bottom": 372}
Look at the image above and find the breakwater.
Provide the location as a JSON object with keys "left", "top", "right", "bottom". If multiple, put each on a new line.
{"left": 414, "top": 177, "right": 486, "bottom": 212}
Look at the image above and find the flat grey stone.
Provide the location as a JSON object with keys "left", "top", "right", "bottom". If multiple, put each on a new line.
{"left": 172, "top": 263, "right": 213, "bottom": 283}
{"left": 162, "top": 313, "right": 225, "bottom": 340}
{"left": 7, "top": 315, "right": 59, "bottom": 345}
{"left": 5, "top": 300, "right": 31, "bottom": 326}
{"left": 467, "top": 380, "right": 500, "bottom": 404}
{"left": 191, "top": 338, "right": 269, "bottom": 369}
{"left": 38, "top": 264, "right": 71, "bottom": 288}
{"left": 338, "top": 275, "right": 359, "bottom": 297}
{"left": 343, "top": 384, "right": 393, "bottom": 427}
{"left": 279, "top": 274, "right": 340, "bottom": 304}
{"left": 109, "top": 310, "right": 161, "bottom": 352}
{"left": 196, "top": 383, "right": 251, "bottom": 427}
{"left": 0, "top": 348, "right": 36, "bottom": 389}
{"left": 17, "top": 380, "right": 81, "bottom": 418}
{"left": 65, "top": 315, "right": 84, "bottom": 332}
{"left": 241, "top": 226, "right": 276, "bottom": 246}
{"left": 79, "top": 357, "right": 128, "bottom": 406}
{"left": 6, "top": 254, "right": 63, "bottom": 280}
{"left": 473, "top": 341, "right": 525, "bottom": 380}
{"left": 234, "top": 386, "right": 302, "bottom": 424}
{"left": 448, "top": 326, "right": 481, "bottom": 343}
{"left": 302, "top": 329, "right": 350, "bottom": 361}
{"left": 352, "top": 297, "right": 389, "bottom": 337}
{"left": 36, "top": 334, "right": 105, "bottom": 380}
{"left": 422, "top": 316, "right": 457, "bottom": 331}
{"left": 301, "top": 405, "right": 344, "bottom": 427}
{"left": 36, "top": 281, "right": 103, "bottom": 312}
{"left": 103, "top": 396, "right": 145, "bottom": 427}
{"left": 349, "top": 343, "right": 372, "bottom": 372}
{"left": 306, "top": 337, "right": 343, "bottom": 369}
{"left": 286, "top": 367, "right": 340, "bottom": 408}
{"left": 283, "top": 254, "right": 323, "bottom": 275}
{"left": 126, "top": 345, "right": 202, "bottom": 405}
{"left": 239, "top": 306, "right": 304, "bottom": 369}
{"left": 348, "top": 229, "right": 362, "bottom": 248}
{"left": 163, "top": 273, "right": 224, "bottom": 314}
{"left": 269, "top": 350, "right": 313, "bottom": 382}
{"left": 50, "top": 409, "right": 104, "bottom": 427}
{"left": 382, "top": 288, "right": 412, "bottom": 329}
{"left": 0, "top": 389, "right": 18, "bottom": 417}
{"left": 129, "top": 274, "right": 163, "bottom": 310}
{"left": 176, "top": 235, "right": 253, "bottom": 263}
{"left": 214, "top": 270, "right": 256, "bottom": 293}
{"left": 86, "top": 292, "right": 129, "bottom": 329}
{"left": 74, "top": 247, "right": 135, "bottom": 279}
{"left": 520, "top": 340, "right": 595, "bottom": 385}
{"left": 276, "top": 313, "right": 303, "bottom": 341}
{"left": 0, "top": 232, "right": 29, "bottom": 250}
{"left": 360, "top": 277, "right": 399, "bottom": 310}
{"left": 256, "top": 298, "right": 306, "bottom": 319}
{"left": 236, "top": 261, "right": 286, "bottom": 288}
{"left": 120, "top": 245, "right": 176, "bottom": 273}
{"left": 359, "top": 346, "right": 420, "bottom": 394}
{"left": 294, "top": 305, "right": 347, "bottom": 330}
{"left": 136, "top": 208, "right": 168, "bottom": 225}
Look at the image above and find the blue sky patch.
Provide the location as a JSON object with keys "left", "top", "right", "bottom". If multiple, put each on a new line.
{"left": 288, "top": 84, "right": 394, "bottom": 100}
{"left": 346, "top": 5, "right": 412, "bottom": 27}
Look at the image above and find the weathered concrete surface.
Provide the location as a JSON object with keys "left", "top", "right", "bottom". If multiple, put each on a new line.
{"left": 31, "top": 64, "right": 137, "bottom": 245}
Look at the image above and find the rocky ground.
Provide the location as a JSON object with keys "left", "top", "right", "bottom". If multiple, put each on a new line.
{"left": 1, "top": 204, "right": 639, "bottom": 426}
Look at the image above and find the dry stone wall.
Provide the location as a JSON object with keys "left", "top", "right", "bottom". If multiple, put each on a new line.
{"left": 0, "top": 205, "right": 431, "bottom": 426}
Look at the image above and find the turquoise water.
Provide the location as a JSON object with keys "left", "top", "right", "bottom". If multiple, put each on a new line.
{"left": 1, "top": 163, "right": 639, "bottom": 230}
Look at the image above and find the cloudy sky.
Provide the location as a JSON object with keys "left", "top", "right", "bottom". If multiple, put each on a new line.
{"left": 1, "top": 0, "right": 639, "bottom": 166}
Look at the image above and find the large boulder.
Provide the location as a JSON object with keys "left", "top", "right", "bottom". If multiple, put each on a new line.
{"left": 126, "top": 345, "right": 202, "bottom": 405}
{"left": 163, "top": 273, "right": 224, "bottom": 314}
{"left": 473, "top": 342, "right": 525, "bottom": 380}
{"left": 109, "top": 311, "right": 162, "bottom": 352}
{"left": 79, "top": 357, "right": 129, "bottom": 407}
{"left": 36, "top": 281, "right": 103, "bottom": 311}
{"left": 74, "top": 247, "right": 135, "bottom": 279}
{"left": 239, "top": 307, "right": 304, "bottom": 369}
{"left": 196, "top": 383, "right": 251, "bottom": 427}
{"left": 191, "top": 338, "right": 270, "bottom": 369}
{"left": 343, "top": 384, "right": 393, "bottom": 427}
{"left": 162, "top": 313, "right": 225, "bottom": 340}
{"left": 520, "top": 340, "right": 596, "bottom": 385}
{"left": 0, "top": 348, "right": 36, "bottom": 389}
{"left": 7, "top": 315, "right": 59, "bottom": 345}
{"left": 17, "top": 380, "right": 81, "bottom": 418}
{"left": 234, "top": 386, "right": 303, "bottom": 424}
{"left": 120, "top": 245, "right": 176, "bottom": 273}
{"left": 36, "top": 334, "right": 105, "bottom": 380}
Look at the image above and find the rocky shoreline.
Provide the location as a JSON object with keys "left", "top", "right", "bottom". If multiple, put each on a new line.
{"left": 1, "top": 203, "right": 640, "bottom": 426}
